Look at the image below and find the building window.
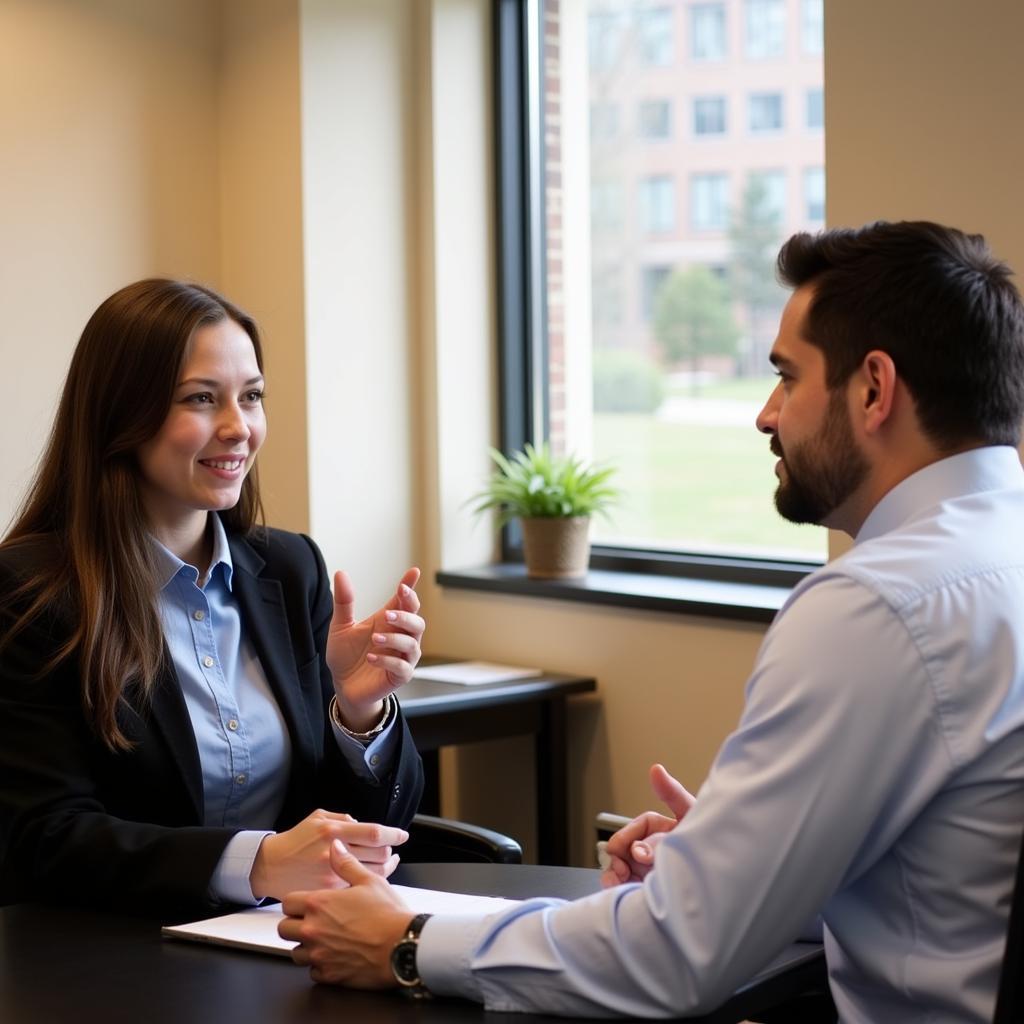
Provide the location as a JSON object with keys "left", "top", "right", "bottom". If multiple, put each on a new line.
{"left": 690, "top": 3, "right": 727, "bottom": 61}
{"left": 744, "top": 0, "right": 786, "bottom": 58}
{"left": 806, "top": 87, "right": 823, "bottom": 130}
{"left": 748, "top": 169, "right": 786, "bottom": 222}
{"left": 801, "top": 0, "right": 824, "bottom": 55}
{"left": 641, "top": 265, "right": 673, "bottom": 320}
{"left": 690, "top": 172, "right": 729, "bottom": 231}
{"left": 639, "top": 175, "right": 676, "bottom": 233}
{"left": 494, "top": 0, "right": 827, "bottom": 575}
{"left": 638, "top": 99, "right": 672, "bottom": 139}
{"left": 591, "top": 180, "right": 624, "bottom": 231}
{"left": 590, "top": 102, "right": 619, "bottom": 140}
{"left": 693, "top": 95, "right": 727, "bottom": 136}
{"left": 638, "top": 7, "right": 674, "bottom": 66}
{"left": 749, "top": 91, "right": 784, "bottom": 133}
{"left": 588, "top": 10, "right": 625, "bottom": 70}
{"left": 804, "top": 166, "right": 825, "bottom": 222}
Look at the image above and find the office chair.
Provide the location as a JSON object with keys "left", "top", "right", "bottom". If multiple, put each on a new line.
{"left": 403, "top": 813, "right": 523, "bottom": 864}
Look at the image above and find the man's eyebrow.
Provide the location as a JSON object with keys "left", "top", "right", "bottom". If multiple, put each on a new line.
{"left": 176, "top": 375, "right": 265, "bottom": 388}
{"left": 769, "top": 353, "right": 796, "bottom": 371}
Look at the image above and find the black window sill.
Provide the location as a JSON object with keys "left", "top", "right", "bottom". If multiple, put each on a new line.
{"left": 436, "top": 563, "right": 793, "bottom": 624}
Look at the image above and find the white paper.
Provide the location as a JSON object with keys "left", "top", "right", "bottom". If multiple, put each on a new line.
{"left": 161, "top": 884, "right": 517, "bottom": 957}
{"left": 412, "top": 661, "right": 543, "bottom": 685}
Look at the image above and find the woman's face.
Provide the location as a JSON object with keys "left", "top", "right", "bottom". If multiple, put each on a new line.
{"left": 136, "top": 317, "right": 266, "bottom": 540}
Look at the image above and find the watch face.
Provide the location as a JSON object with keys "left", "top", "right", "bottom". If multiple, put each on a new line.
{"left": 392, "top": 939, "right": 419, "bottom": 985}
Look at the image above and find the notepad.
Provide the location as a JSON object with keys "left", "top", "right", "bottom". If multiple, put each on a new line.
{"left": 161, "top": 884, "right": 517, "bottom": 957}
{"left": 412, "top": 661, "right": 543, "bottom": 685}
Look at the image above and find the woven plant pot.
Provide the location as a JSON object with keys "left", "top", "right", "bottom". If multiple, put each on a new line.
{"left": 520, "top": 516, "right": 591, "bottom": 579}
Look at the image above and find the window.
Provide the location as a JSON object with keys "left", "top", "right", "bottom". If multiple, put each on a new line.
{"left": 748, "top": 169, "right": 786, "bottom": 222}
{"left": 639, "top": 175, "right": 676, "bottom": 233}
{"left": 591, "top": 180, "right": 624, "bottom": 231}
{"left": 641, "top": 265, "right": 673, "bottom": 320}
{"left": 638, "top": 99, "right": 672, "bottom": 139}
{"left": 693, "top": 95, "right": 727, "bottom": 136}
{"left": 744, "top": 0, "right": 785, "bottom": 58}
{"left": 806, "top": 87, "right": 823, "bottom": 130}
{"left": 590, "top": 102, "right": 619, "bottom": 140}
{"left": 749, "top": 91, "right": 784, "bottom": 133}
{"left": 690, "top": 3, "right": 727, "bottom": 61}
{"left": 801, "top": 0, "right": 824, "bottom": 55}
{"left": 494, "top": 0, "right": 827, "bottom": 584}
{"left": 804, "top": 166, "right": 825, "bottom": 222}
{"left": 690, "top": 172, "right": 729, "bottom": 230}
{"left": 638, "top": 7, "right": 674, "bottom": 66}
{"left": 588, "top": 10, "right": 625, "bottom": 70}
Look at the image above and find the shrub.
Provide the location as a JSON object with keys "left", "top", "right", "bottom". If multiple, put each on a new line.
{"left": 592, "top": 349, "right": 666, "bottom": 413}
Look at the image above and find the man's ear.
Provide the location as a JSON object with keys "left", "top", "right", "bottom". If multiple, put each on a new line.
{"left": 855, "top": 350, "right": 898, "bottom": 435}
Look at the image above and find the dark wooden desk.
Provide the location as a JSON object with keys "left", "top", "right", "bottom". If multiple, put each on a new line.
{"left": 0, "top": 863, "right": 826, "bottom": 1024}
{"left": 399, "top": 664, "right": 597, "bottom": 865}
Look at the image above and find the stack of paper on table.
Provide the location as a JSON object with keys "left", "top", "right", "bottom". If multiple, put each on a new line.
{"left": 162, "top": 885, "right": 517, "bottom": 957}
{"left": 412, "top": 661, "right": 543, "bottom": 685}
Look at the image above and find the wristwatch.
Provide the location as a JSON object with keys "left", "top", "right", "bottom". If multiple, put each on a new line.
{"left": 390, "top": 912, "right": 433, "bottom": 998}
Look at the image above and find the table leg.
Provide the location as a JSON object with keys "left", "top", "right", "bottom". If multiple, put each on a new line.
{"left": 536, "top": 697, "right": 568, "bottom": 865}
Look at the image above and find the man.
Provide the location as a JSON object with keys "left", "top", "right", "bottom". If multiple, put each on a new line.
{"left": 279, "top": 222, "right": 1024, "bottom": 1022}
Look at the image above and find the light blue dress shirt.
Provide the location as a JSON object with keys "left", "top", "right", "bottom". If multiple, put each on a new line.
{"left": 154, "top": 516, "right": 399, "bottom": 904}
{"left": 419, "top": 447, "right": 1024, "bottom": 1022}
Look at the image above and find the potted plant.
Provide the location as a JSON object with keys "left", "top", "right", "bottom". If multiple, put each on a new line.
{"left": 472, "top": 442, "right": 618, "bottom": 579}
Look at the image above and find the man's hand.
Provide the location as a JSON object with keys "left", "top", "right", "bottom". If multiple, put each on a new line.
{"left": 250, "top": 810, "right": 409, "bottom": 901}
{"left": 600, "top": 763, "right": 695, "bottom": 888}
{"left": 326, "top": 567, "right": 425, "bottom": 732}
{"left": 280, "top": 840, "right": 413, "bottom": 987}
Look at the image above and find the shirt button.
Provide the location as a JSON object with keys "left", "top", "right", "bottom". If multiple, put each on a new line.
{"left": 227, "top": 719, "right": 239, "bottom": 731}
{"left": 193, "top": 609, "right": 205, "bottom": 621}
{"left": 235, "top": 774, "right": 247, "bottom": 785}
{"left": 203, "top": 656, "right": 214, "bottom": 668}
{"left": 369, "top": 754, "right": 380, "bottom": 766}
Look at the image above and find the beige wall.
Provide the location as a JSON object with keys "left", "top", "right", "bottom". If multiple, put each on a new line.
{"left": 2, "top": 0, "right": 1023, "bottom": 865}
{"left": 0, "top": 0, "right": 221, "bottom": 532}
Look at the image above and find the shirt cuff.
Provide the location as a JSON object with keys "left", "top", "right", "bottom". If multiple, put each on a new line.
{"left": 208, "top": 830, "right": 274, "bottom": 905}
{"left": 330, "top": 698, "right": 400, "bottom": 782}
{"left": 416, "top": 914, "right": 491, "bottom": 1002}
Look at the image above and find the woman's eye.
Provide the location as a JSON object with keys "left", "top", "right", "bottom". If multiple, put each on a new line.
{"left": 184, "top": 392, "right": 214, "bottom": 405}
{"left": 244, "top": 390, "right": 265, "bottom": 403}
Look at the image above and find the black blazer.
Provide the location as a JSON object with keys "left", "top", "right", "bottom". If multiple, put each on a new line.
{"left": 0, "top": 526, "right": 423, "bottom": 918}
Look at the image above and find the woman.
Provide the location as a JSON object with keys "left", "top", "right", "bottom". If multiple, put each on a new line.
{"left": 0, "top": 279, "right": 425, "bottom": 917}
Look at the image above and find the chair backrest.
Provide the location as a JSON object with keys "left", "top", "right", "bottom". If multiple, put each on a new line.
{"left": 993, "top": 823, "right": 1024, "bottom": 1023}
{"left": 402, "top": 813, "right": 523, "bottom": 864}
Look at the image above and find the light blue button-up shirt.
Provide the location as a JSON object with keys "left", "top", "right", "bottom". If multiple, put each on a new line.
{"left": 153, "top": 516, "right": 399, "bottom": 904}
{"left": 419, "top": 447, "right": 1024, "bottom": 1022}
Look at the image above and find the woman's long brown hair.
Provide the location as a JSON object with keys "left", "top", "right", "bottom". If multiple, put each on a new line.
{"left": 0, "top": 279, "right": 265, "bottom": 750}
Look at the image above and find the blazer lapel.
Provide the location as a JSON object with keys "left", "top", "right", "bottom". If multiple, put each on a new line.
{"left": 228, "top": 534, "right": 317, "bottom": 764}
{"left": 147, "top": 655, "right": 205, "bottom": 822}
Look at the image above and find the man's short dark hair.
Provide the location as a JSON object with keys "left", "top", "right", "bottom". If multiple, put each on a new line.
{"left": 777, "top": 221, "right": 1024, "bottom": 449}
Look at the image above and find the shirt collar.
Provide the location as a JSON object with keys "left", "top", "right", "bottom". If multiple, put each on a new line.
{"left": 151, "top": 514, "right": 235, "bottom": 592}
{"left": 856, "top": 446, "right": 1024, "bottom": 545}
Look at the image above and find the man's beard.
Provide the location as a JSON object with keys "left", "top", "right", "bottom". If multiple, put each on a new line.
{"left": 772, "top": 390, "right": 869, "bottom": 525}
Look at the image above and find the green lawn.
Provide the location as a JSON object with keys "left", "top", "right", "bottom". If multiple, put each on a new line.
{"left": 592, "top": 406, "right": 827, "bottom": 561}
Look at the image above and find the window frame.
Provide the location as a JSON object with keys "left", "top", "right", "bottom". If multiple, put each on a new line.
{"left": 493, "top": 0, "right": 820, "bottom": 592}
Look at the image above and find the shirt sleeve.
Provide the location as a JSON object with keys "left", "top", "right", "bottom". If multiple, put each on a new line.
{"left": 208, "top": 830, "right": 274, "bottom": 905}
{"left": 329, "top": 702, "right": 401, "bottom": 783}
{"left": 417, "top": 574, "right": 952, "bottom": 1016}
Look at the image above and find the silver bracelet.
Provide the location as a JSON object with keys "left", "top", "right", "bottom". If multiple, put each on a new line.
{"left": 331, "top": 693, "right": 395, "bottom": 742}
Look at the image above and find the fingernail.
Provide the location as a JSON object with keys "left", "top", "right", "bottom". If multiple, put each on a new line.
{"left": 632, "top": 841, "right": 652, "bottom": 861}
{"left": 333, "top": 839, "right": 348, "bottom": 855}
{"left": 385, "top": 611, "right": 397, "bottom": 622}
{"left": 400, "top": 583, "right": 411, "bottom": 596}
{"left": 373, "top": 633, "right": 387, "bottom": 645}
{"left": 366, "top": 652, "right": 379, "bottom": 663}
